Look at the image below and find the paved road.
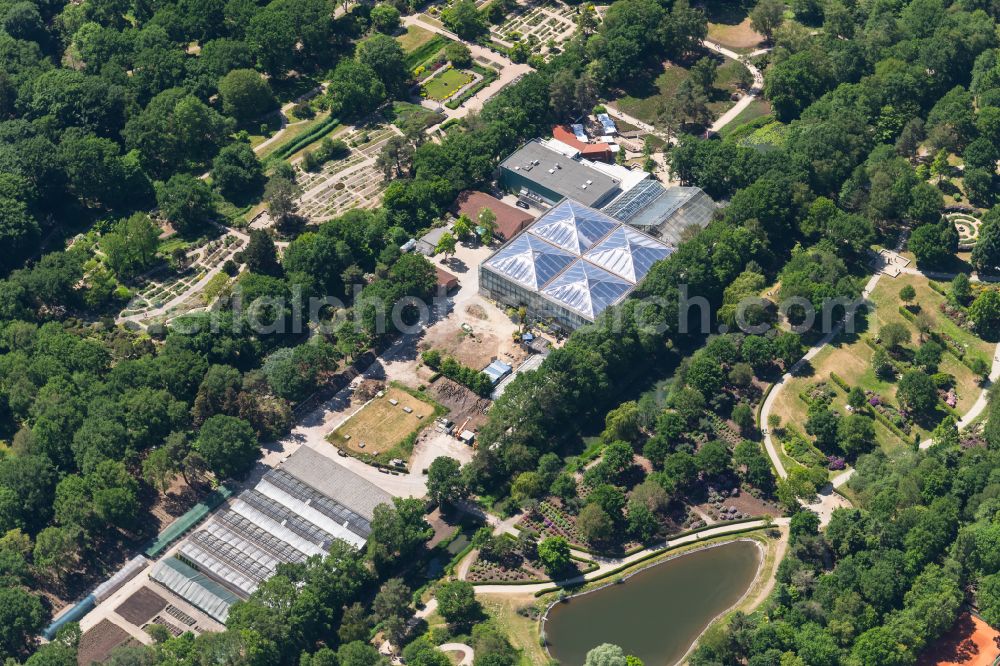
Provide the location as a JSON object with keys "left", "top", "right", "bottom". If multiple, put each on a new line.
{"left": 438, "top": 643, "right": 474, "bottom": 665}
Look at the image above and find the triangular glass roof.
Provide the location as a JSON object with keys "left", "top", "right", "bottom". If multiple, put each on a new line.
{"left": 541, "top": 260, "right": 632, "bottom": 319}
{"left": 527, "top": 199, "right": 619, "bottom": 254}
{"left": 583, "top": 226, "right": 673, "bottom": 282}
{"left": 484, "top": 232, "right": 577, "bottom": 290}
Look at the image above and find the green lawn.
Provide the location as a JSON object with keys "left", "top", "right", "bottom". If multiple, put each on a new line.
{"left": 612, "top": 58, "right": 743, "bottom": 127}
{"left": 702, "top": 0, "right": 765, "bottom": 52}
{"left": 398, "top": 24, "right": 438, "bottom": 53}
{"left": 256, "top": 111, "right": 335, "bottom": 160}
{"left": 613, "top": 64, "right": 689, "bottom": 124}
{"left": 718, "top": 100, "right": 773, "bottom": 137}
{"left": 422, "top": 67, "right": 474, "bottom": 101}
{"left": 388, "top": 101, "right": 445, "bottom": 130}
{"left": 402, "top": 29, "right": 452, "bottom": 70}
{"left": 772, "top": 271, "right": 991, "bottom": 456}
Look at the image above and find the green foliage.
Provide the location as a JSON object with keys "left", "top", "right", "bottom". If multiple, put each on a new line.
{"left": 435, "top": 580, "right": 480, "bottom": 629}
{"left": 366, "top": 497, "right": 433, "bottom": 573}
{"left": 969, "top": 289, "right": 1000, "bottom": 338}
{"left": 910, "top": 218, "right": 958, "bottom": 268}
{"left": 101, "top": 213, "right": 160, "bottom": 279}
{"left": 155, "top": 174, "right": 216, "bottom": 236}
{"left": 537, "top": 536, "right": 571, "bottom": 575}
{"left": 194, "top": 415, "right": 259, "bottom": 479}
{"left": 212, "top": 142, "right": 264, "bottom": 202}
{"left": 218, "top": 69, "right": 277, "bottom": 122}
{"left": 427, "top": 456, "right": 464, "bottom": 506}
{"left": 585, "top": 643, "right": 629, "bottom": 666}
{"left": 897, "top": 370, "right": 939, "bottom": 414}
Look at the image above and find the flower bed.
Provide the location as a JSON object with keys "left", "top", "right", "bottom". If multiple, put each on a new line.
{"left": 466, "top": 555, "right": 546, "bottom": 583}
{"left": 706, "top": 413, "right": 743, "bottom": 447}
{"left": 517, "top": 499, "right": 585, "bottom": 546}
{"left": 422, "top": 66, "right": 474, "bottom": 101}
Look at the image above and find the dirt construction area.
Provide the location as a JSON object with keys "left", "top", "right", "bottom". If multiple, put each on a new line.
{"left": 418, "top": 309, "right": 527, "bottom": 371}
{"left": 328, "top": 386, "right": 439, "bottom": 455}
{"left": 427, "top": 376, "right": 492, "bottom": 431}
{"left": 418, "top": 241, "right": 529, "bottom": 371}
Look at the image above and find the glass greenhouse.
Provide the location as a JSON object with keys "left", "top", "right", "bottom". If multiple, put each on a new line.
{"left": 480, "top": 199, "right": 673, "bottom": 331}
{"left": 147, "top": 447, "right": 390, "bottom": 626}
{"left": 602, "top": 182, "right": 717, "bottom": 246}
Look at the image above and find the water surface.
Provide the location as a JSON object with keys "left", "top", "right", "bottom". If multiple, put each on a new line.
{"left": 544, "top": 539, "right": 761, "bottom": 665}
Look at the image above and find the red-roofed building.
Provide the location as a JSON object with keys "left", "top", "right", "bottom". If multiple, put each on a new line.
{"left": 552, "top": 125, "right": 614, "bottom": 162}
{"left": 435, "top": 266, "right": 459, "bottom": 293}
{"left": 451, "top": 190, "right": 534, "bottom": 241}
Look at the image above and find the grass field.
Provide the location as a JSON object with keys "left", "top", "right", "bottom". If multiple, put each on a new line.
{"left": 423, "top": 67, "right": 474, "bottom": 101}
{"left": 256, "top": 111, "right": 335, "bottom": 159}
{"left": 402, "top": 28, "right": 452, "bottom": 70}
{"left": 707, "top": 18, "right": 764, "bottom": 51}
{"left": 703, "top": 0, "right": 764, "bottom": 52}
{"left": 399, "top": 24, "right": 438, "bottom": 52}
{"left": 771, "top": 271, "right": 990, "bottom": 455}
{"left": 329, "top": 386, "right": 440, "bottom": 457}
{"left": 613, "top": 58, "right": 743, "bottom": 126}
{"left": 718, "top": 100, "right": 773, "bottom": 138}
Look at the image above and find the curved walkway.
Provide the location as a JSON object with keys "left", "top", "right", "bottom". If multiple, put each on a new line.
{"left": 605, "top": 39, "right": 768, "bottom": 144}
{"left": 760, "top": 257, "right": 1000, "bottom": 498}
{"left": 438, "top": 643, "right": 474, "bottom": 666}
{"left": 703, "top": 42, "right": 765, "bottom": 134}
{"left": 759, "top": 272, "right": 883, "bottom": 481}
{"left": 468, "top": 517, "right": 788, "bottom": 595}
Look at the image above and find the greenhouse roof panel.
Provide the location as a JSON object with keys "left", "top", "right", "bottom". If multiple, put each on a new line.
{"left": 583, "top": 226, "right": 673, "bottom": 283}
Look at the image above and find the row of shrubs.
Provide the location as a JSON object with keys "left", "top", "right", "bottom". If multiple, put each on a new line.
{"left": 302, "top": 137, "right": 349, "bottom": 172}
{"left": 445, "top": 66, "right": 499, "bottom": 110}
{"left": 422, "top": 349, "right": 493, "bottom": 396}
{"left": 270, "top": 115, "right": 341, "bottom": 161}
{"left": 913, "top": 285, "right": 992, "bottom": 376}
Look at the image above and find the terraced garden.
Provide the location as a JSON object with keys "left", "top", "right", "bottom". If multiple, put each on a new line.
{"left": 489, "top": 1, "right": 582, "bottom": 59}
{"left": 293, "top": 125, "right": 399, "bottom": 221}
{"left": 120, "top": 234, "right": 244, "bottom": 322}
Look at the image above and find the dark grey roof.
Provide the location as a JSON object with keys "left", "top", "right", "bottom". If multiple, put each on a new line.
{"left": 279, "top": 446, "right": 393, "bottom": 522}
{"left": 500, "top": 141, "right": 620, "bottom": 207}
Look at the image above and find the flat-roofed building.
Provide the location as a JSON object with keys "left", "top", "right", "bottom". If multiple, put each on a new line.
{"left": 498, "top": 140, "right": 623, "bottom": 208}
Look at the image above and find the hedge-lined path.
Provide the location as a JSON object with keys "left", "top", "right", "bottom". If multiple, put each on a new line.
{"left": 465, "top": 517, "right": 788, "bottom": 596}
